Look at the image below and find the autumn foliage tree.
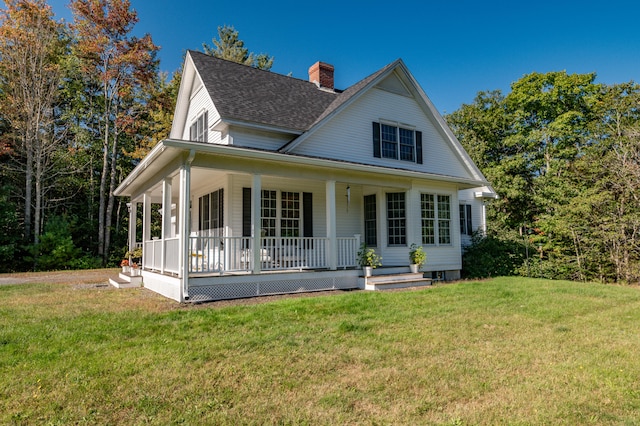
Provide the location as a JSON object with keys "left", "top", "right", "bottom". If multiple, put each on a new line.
{"left": 70, "top": 0, "right": 158, "bottom": 263}
{"left": 0, "top": 0, "right": 66, "bottom": 247}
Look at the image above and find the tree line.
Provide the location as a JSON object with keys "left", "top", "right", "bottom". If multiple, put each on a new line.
{"left": 0, "top": 0, "right": 272, "bottom": 272}
{"left": 1, "top": 1, "right": 638, "bottom": 284}
{"left": 450, "top": 73, "right": 640, "bottom": 284}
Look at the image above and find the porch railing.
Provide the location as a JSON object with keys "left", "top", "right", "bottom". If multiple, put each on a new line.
{"left": 143, "top": 237, "right": 179, "bottom": 274}
{"left": 186, "top": 235, "right": 360, "bottom": 274}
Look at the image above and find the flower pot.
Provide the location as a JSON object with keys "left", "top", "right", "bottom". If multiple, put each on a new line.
{"left": 130, "top": 268, "right": 140, "bottom": 276}
{"left": 363, "top": 266, "right": 373, "bottom": 277}
{"left": 122, "top": 266, "right": 130, "bottom": 274}
{"left": 409, "top": 264, "right": 419, "bottom": 273}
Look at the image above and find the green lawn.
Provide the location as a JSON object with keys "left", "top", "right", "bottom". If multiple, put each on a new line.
{"left": 2, "top": 277, "right": 640, "bottom": 425}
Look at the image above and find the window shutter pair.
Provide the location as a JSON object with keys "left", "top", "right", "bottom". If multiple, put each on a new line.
{"left": 372, "top": 121, "right": 422, "bottom": 164}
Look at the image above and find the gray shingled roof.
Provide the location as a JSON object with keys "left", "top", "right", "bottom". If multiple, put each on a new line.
{"left": 189, "top": 50, "right": 339, "bottom": 132}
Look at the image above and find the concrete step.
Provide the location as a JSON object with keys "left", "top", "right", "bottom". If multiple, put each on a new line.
{"left": 360, "top": 272, "right": 432, "bottom": 291}
{"left": 365, "top": 272, "right": 425, "bottom": 283}
{"left": 109, "top": 272, "right": 142, "bottom": 288}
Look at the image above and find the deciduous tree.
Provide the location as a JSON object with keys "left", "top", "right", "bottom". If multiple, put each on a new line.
{"left": 0, "top": 0, "right": 67, "bottom": 246}
{"left": 70, "top": 0, "right": 158, "bottom": 263}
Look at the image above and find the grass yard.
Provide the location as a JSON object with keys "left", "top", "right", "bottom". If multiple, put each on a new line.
{"left": 1, "top": 276, "right": 640, "bottom": 425}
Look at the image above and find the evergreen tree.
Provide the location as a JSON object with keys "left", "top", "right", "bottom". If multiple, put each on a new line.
{"left": 203, "top": 25, "right": 274, "bottom": 70}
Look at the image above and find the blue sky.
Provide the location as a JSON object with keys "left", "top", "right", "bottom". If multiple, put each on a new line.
{"left": 48, "top": 0, "right": 640, "bottom": 114}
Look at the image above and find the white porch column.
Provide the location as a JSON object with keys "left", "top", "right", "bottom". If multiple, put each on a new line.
{"left": 161, "top": 178, "right": 172, "bottom": 273}
{"left": 128, "top": 201, "right": 137, "bottom": 254}
{"left": 251, "top": 174, "right": 262, "bottom": 274}
{"left": 142, "top": 193, "right": 151, "bottom": 268}
{"left": 326, "top": 180, "right": 337, "bottom": 270}
{"left": 179, "top": 150, "right": 195, "bottom": 301}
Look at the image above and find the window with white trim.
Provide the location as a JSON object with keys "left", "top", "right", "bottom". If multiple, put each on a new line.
{"left": 438, "top": 195, "right": 451, "bottom": 244}
{"left": 261, "top": 190, "right": 277, "bottom": 237}
{"left": 190, "top": 111, "right": 208, "bottom": 142}
{"left": 382, "top": 124, "right": 413, "bottom": 161}
{"left": 459, "top": 204, "right": 473, "bottom": 235}
{"left": 387, "top": 192, "right": 406, "bottom": 246}
{"left": 364, "top": 194, "right": 377, "bottom": 246}
{"left": 280, "top": 192, "right": 300, "bottom": 238}
{"left": 421, "top": 193, "right": 451, "bottom": 245}
{"left": 373, "top": 122, "right": 423, "bottom": 164}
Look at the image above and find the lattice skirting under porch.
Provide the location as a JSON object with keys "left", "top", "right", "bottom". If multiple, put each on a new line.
{"left": 187, "top": 275, "right": 359, "bottom": 302}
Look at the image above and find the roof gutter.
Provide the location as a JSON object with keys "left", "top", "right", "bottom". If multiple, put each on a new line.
{"left": 114, "top": 141, "right": 168, "bottom": 196}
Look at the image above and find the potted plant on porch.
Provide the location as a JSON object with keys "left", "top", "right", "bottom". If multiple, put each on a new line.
{"left": 408, "top": 243, "right": 426, "bottom": 273}
{"left": 120, "top": 259, "right": 130, "bottom": 274}
{"left": 357, "top": 243, "right": 381, "bottom": 277}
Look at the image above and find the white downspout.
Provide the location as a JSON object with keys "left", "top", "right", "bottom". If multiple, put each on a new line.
{"left": 326, "top": 180, "right": 337, "bottom": 270}
{"left": 251, "top": 174, "right": 262, "bottom": 274}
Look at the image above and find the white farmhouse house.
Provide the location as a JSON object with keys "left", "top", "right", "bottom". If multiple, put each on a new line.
{"left": 113, "top": 50, "right": 496, "bottom": 302}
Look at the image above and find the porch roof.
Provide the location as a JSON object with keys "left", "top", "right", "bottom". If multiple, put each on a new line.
{"left": 115, "top": 139, "right": 491, "bottom": 198}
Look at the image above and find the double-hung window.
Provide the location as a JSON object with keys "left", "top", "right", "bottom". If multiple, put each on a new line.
{"left": 373, "top": 121, "right": 423, "bottom": 164}
{"left": 421, "top": 193, "right": 451, "bottom": 245}
{"left": 387, "top": 192, "right": 406, "bottom": 246}
{"left": 261, "top": 190, "right": 277, "bottom": 238}
{"left": 190, "top": 111, "right": 208, "bottom": 142}
{"left": 364, "top": 194, "right": 377, "bottom": 246}
{"left": 437, "top": 195, "right": 451, "bottom": 244}
{"left": 280, "top": 192, "right": 300, "bottom": 238}
{"left": 381, "top": 124, "right": 398, "bottom": 159}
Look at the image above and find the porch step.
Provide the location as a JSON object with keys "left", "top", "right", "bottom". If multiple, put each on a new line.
{"left": 109, "top": 272, "right": 143, "bottom": 289}
{"left": 362, "top": 272, "right": 432, "bottom": 291}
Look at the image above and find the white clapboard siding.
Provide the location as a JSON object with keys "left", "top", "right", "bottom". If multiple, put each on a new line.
{"left": 291, "top": 87, "right": 471, "bottom": 179}
{"left": 182, "top": 83, "right": 219, "bottom": 142}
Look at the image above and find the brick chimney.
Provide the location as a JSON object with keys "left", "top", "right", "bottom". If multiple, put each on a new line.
{"left": 308, "top": 61, "right": 334, "bottom": 90}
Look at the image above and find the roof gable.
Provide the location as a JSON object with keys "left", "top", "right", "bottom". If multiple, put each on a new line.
{"left": 281, "top": 59, "right": 488, "bottom": 183}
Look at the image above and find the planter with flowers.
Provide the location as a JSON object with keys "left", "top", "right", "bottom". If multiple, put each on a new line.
{"left": 356, "top": 243, "right": 382, "bottom": 277}
{"left": 130, "top": 263, "right": 141, "bottom": 276}
{"left": 408, "top": 243, "right": 426, "bottom": 273}
{"left": 120, "top": 259, "right": 130, "bottom": 274}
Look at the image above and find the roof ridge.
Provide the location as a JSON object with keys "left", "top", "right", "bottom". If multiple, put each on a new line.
{"left": 187, "top": 49, "right": 341, "bottom": 91}
{"left": 188, "top": 50, "right": 339, "bottom": 133}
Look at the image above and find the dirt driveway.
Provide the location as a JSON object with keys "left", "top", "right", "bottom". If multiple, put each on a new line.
{"left": 0, "top": 268, "right": 119, "bottom": 286}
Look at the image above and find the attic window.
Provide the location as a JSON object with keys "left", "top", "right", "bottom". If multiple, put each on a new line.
{"left": 190, "top": 111, "right": 208, "bottom": 142}
{"left": 372, "top": 121, "right": 422, "bottom": 164}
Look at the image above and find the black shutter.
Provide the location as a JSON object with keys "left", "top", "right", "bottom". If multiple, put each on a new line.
{"left": 416, "top": 131, "right": 423, "bottom": 164}
{"left": 303, "top": 192, "right": 313, "bottom": 249}
{"left": 218, "top": 188, "right": 224, "bottom": 231}
{"left": 466, "top": 204, "right": 473, "bottom": 235}
{"left": 372, "top": 122, "right": 381, "bottom": 158}
{"left": 303, "top": 192, "right": 313, "bottom": 237}
{"left": 242, "top": 187, "right": 251, "bottom": 238}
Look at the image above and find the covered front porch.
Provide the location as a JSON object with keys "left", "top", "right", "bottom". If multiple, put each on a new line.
{"left": 116, "top": 140, "right": 469, "bottom": 302}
